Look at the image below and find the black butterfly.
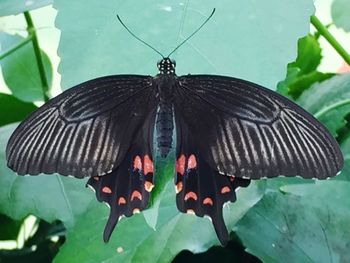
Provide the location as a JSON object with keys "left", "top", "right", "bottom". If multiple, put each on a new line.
{"left": 6, "top": 11, "right": 343, "bottom": 246}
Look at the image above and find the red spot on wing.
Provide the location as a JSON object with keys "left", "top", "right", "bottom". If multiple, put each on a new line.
{"left": 102, "top": 186, "right": 112, "bottom": 194}
{"left": 176, "top": 154, "right": 186, "bottom": 175}
{"left": 143, "top": 155, "right": 154, "bottom": 174}
{"left": 118, "top": 197, "right": 126, "bottom": 205}
{"left": 203, "top": 197, "right": 214, "bottom": 206}
{"left": 229, "top": 176, "right": 234, "bottom": 182}
{"left": 93, "top": 176, "right": 99, "bottom": 181}
{"left": 184, "top": 191, "right": 198, "bottom": 201}
{"left": 133, "top": 155, "right": 142, "bottom": 171}
{"left": 131, "top": 190, "right": 142, "bottom": 201}
{"left": 221, "top": 186, "right": 231, "bottom": 194}
{"left": 187, "top": 154, "right": 197, "bottom": 169}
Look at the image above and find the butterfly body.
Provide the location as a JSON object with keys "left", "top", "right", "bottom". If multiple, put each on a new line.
{"left": 6, "top": 57, "right": 343, "bottom": 246}
{"left": 155, "top": 58, "right": 177, "bottom": 157}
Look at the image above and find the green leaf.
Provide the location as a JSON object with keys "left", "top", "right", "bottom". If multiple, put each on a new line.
{"left": 0, "top": 213, "right": 22, "bottom": 240}
{"left": 236, "top": 181, "right": 350, "bottom": 263}
{"left": 297, "top": 73, "right": 350, "bottom": 137}
{"left": 0, "top": 93, "right": 37, "bottom": 127}
{"left": 277, "top": 66, "right": 300, "bottom": 97}
{"left": 0, "top": 33, "right": 52, "bottom": 102}
{"left": 332, "top": 0, "right": 350, "bottom": 32}
{"left": 54, "top": 181, "right": 265, "bottom": 263}
{"left": 144, "top": 157, "right": 174, "bottom": 229}
{"left": 289, "top": 34, "right": 322, "bottom": 75}
{"left": 288, "top": 71, "right": 334, "bottom": 98}
{"left": 0, "top": 0, "right": 52, "bottom": 17}
{"left": 338, "top": 132, "right": 350, "bottom": 180}
{"left": 278, "top": 34, "right": 328, "bottom": 99}
{"left": 55, "top": 0, "right": 315, "bottom": 90}
{"left": 0, "top": 124, "right": 94, "bottom": 227}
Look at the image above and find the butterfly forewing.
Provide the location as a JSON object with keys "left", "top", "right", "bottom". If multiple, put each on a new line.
{"left": 174, "top": 75, "right": 343, "bottom": 179}
{"left": 6, "top": 75, "right": 157, "bottom": 178}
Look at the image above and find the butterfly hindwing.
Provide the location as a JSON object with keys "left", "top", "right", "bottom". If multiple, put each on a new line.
{"left": 174, "top": 111, "right": 250, "bottom": 245}
{"left": 87, "top": 109, "right": 156, "bottom": 242}
{"left": 175, "top": 75, "right": 343, "bottom": 180}
{"left": 6, "top": 75, "right": 157, "bottom": 178}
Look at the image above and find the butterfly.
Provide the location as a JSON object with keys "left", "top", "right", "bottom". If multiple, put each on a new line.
{"left": 5, "top": 10, "right": 343, "bottom": 246}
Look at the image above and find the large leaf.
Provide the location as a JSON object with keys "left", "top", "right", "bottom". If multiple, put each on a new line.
{"left": 0, "top": 93, "right": 37, "bottom": 127}
{"left": 289, "top": 34, "right": 322, "bottom": 75}
{"left": 0, "top": 124, "right": 94, "bottom": 227}
{"left": 236, "top": 181, "right": 350, "bottom": 263}
{"left": 287, "top": 71, "right": 334, "bottom": 98}
{"left": 54, "top": 181, "right": 266, "bottom": 263}
{"left": 0, "top": 33, "right": 52, "bottom": 102}
{"left": 55, "top": 0, "right": 314, "bottom": 90}
{"left": 332, "top": 0, "right": 350, "bottom": 32}
{"left": 0, "top": 0, "right": 53, "bottom": 16}
{"left": 338, "top": 132, "right": 350, "bottom": 179}
{"left": 278, "top": 34, "right": 333, "bottom": 99}
{"left": 297, "top": 73, "right": 350, "bottom": 138}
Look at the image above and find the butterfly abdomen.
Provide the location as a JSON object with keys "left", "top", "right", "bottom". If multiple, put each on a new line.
{"left": 155, "top": 74, "right": 176, "bottom": 158}
{"left": 156, "top": 101, "right": 174, "bottom": 158}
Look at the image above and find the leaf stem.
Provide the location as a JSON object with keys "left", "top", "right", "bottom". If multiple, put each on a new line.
{"left": 311, "top": 15, "right": 350, "bottom": 66}
{"left": 24, "top": 11, "right": 49, "bottom": 102}
{"left": 0, "top": 36, "right": 33, "bottom": 60}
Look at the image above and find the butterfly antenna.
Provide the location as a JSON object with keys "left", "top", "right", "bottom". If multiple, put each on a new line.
{"left": 116, "top": 14, "right": 165, "bottom": 58}
{"left": 167, "top": 8, "right": 216, "bottom": 58}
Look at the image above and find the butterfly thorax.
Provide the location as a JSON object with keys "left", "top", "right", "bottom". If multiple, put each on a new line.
{"left": 155, "top": 58, "right": 177, "bottom": 158}
{"left": 157, "top": 57, "right": 176, "bottom": 75}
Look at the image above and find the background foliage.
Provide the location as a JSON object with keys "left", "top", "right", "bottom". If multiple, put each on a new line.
{"left": 0, "top": 0, "right": 350, "bottom": 262}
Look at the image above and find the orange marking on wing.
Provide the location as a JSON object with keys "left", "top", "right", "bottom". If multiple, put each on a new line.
{"left": 176, "top": 154, "right": 186, "bottom": 175}
{"left": 144, "top": 181, "right": 154, "bottom": 192}
{"left": 118, "top": 197, "right": 126, "bottom": 205}
{"left": 133, "top": 208, "right": 140, "bottom": 214}
{"left": 131, "top": 190, "right": 142, "bottom": 201}
{"left": 203, "top": 197, "right": 214, "bottom": 206}
{"left": 102, "top": 186, "right": 112, "bottom": 194}
{"left": 184, "top": 191, "right": 198, "bottom": 201}
{"left": 221, "top": 186, "right": 231, "bottom": 194}
{"left": 175, "top": 182, "right": 183, "bottom": 193}
{"left": 143, "top": 155, "right": 154, "bottom": 174}
{"left": 186, "top": 209, "right": 195, "bottom": 215}
{"left": 93, "top": 176, "right": 99, "bottom": 181}
{"left": 133, "top": 155, "right": 142, "bottom": 171}
{"left": 187, "top": 154, "right": 197, "bottom": 169}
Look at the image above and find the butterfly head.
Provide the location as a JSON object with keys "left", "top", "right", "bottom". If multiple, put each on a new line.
{"left": 157, "top": 58, "right": 176, "bottom": 75}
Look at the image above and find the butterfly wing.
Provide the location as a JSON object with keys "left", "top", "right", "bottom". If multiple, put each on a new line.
{"left": 174, "top": 75, "right": 343, "bottom": 180}
{"left": 6, "top": 75, "right": 157, "bottom": 178}
{"left": 87, "top": 108, "right": 156, "bottom": 242}
{"left": 174, "top": 111, "right": 250, "bottom": 245}
{"left": 173, "top": 74, "right": 343, "bottom": 245}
